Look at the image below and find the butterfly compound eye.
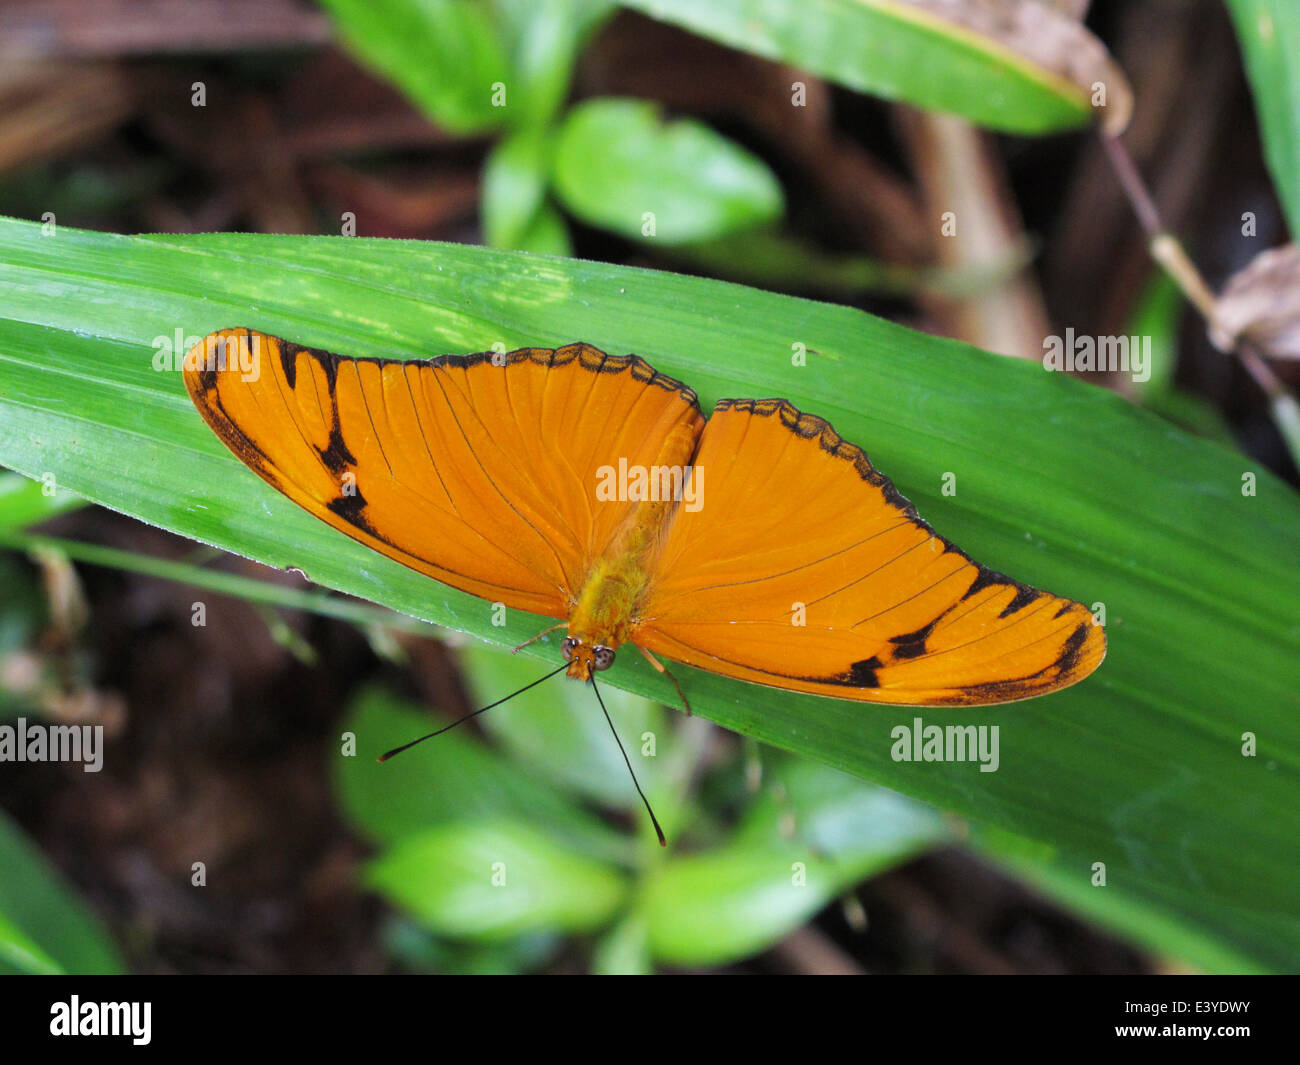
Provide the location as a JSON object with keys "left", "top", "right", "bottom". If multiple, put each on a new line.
{"left": 561, "top": 636, "right": 578, "bottom": 662}
{"left": 593, "top": 646, "right": 615, "bottom": 671}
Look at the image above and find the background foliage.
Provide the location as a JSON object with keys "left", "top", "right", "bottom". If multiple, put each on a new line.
{"left": 0, "top": 0, "right": 1296, "bottom": 974}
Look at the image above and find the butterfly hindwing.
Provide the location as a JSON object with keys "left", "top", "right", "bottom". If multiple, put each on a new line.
{"left": 636, "top": 398, "right": 1105, "bottom": 706}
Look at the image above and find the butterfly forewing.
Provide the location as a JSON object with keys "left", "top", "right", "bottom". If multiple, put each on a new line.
{"left": 183, "top": 329, "right": 704, "bottom": 618}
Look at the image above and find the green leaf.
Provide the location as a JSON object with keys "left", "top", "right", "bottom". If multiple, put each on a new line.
{"left": 591, "top": 911, "right": 653, "bottom": 974}
{"left": 0, "top": 551, "right": 44, "bottom": 665}
{"left": 0, "top": 219, "right": 1297, "bottom": 971}
{"left": 0, "top": 470, "right": 84, "bottom": 532}
{"left": 666, "top": 228, "right": 1033, "bottom": 299}
{"left": 0, "top": 910, "right": 62, "bottom": 975}
{"left": 481, "top": 127, "right": 553, "bottom": 249}
{"left": 365, "top": 821, "right": 628, "bottom": 940}
{"left": 1226, "top": 0, "right": 1300, "bottom": 235}
{"left": 1128, "top": 272, "right": 1236, "bottom": 445}
{"left": 319, "top": 0, "right": 511, "bottom": 135}
{"left": 489, "top": 0, "right": 609, "bottom": 129}
{"left": 512, "top": 201, "right": 573, "bottom": 257}
{"left": 462, "top": 643, "right": 669, "bottom": 810}
{"left": 552, "top": 98, "right": 785, "bottom": 243}
{"left": 0, "top": 809, "right": 124, "bottom": 974}
{"left": 974, "top": 825, "right": 1265, "bottom": 974}
{"left": 0, "top": 528, "right": 447, "bottom": 640}
{"left": 643, "top": 762, "right": 945, "bottom": 966}
{"left": 616, "top": 0, "right": 1103, "bottom": 135}
{"left": 381, "top": 913, "right": 561, "bottom": 973}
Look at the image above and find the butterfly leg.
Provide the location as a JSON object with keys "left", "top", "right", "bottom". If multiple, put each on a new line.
{"left": 512, "top": 622, "right": 566, "bottom": 654}
{"left": 636, "top": 644, "right": 693, "bottom": 717}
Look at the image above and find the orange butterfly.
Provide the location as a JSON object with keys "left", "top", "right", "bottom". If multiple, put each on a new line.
{"left": 184, "top": 330, "right": 1104, "bottom": 837}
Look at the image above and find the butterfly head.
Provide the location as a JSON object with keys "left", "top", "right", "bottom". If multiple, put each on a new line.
{"left": 561, "top": 635, "right": 615, "bottom": 680}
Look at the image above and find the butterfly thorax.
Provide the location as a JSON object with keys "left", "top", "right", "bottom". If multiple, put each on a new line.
{"left": 566, "top": 511, "right": 670, "bottom": 678}
{"left": 566, "top": 421, "right": 700, "bottom": 678}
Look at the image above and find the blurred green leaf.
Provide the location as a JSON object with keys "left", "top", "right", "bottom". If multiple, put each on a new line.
{"left": 1129, "top": 272, "right": 1236, "bottom": 445}
{"left": 481, "top": 127, "right": 553, "bottom": 249}
{"left": 617, "top": 0, "right": 1103, "bottom": 135}
{"left": 667, "top": 228, "right": 1032, "bottom": 299}
{"left": 489, "top": 0, "right": 607, "bottom": 129}
{"left": 552, "top": 98, "right": 784, "bottom": 243}
{"left": 379, "top": 915, "right": 559, "bottom": 972}
{"left": 365, "top": 820, "right": 628, "bottom": 941}
{"left": 334, "top": 687, "right": 631, "bottom": 864}
{"left": 591, "top": 910, "right": 653, "bottom": 974}
{"left": 512, "top": 201, "right": 573, "bottom": 256}
{"left": 0, "top": 471, "right": 84, "bottom": 532}
{"left": 462, "top": 642, "right": 668, "bottom": 809}
{"left": 1, "top": 220, "right": 1298, "bottom": 971}
{"left": 0, "top": 809, "right": 124, "bottom": 974}
{"left": 382, "top": 913, "right": 562, "bottom": 973}
{"left": 0, "top": 552, "right": 43, "bottom": 667}
{"left": 319, "top": 0, "right": 511, "bottom": 134}
{"left": 1129, "top": 270, "right": 1184, "bottom": 397}
{"left": 643, "top": 761, "right": 945, "bottom": 966}
{"left": 0, "top": 529, "right": 444, "bottom": 640}
{"left": 734, "top": 759, "right": 947, "bottom": 854}
{"left": 1226, "top": 0, "right": 1300, "bottom": 235}
{"left": 0, "top": 910, "right": 61, "bottom": 975}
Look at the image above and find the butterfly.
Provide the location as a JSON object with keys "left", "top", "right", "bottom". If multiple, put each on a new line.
{"left": 184, "top": 330, "right": 1105, "bottom": 839}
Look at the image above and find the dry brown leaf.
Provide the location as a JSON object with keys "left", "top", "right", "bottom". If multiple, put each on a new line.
{"left": 1209, "top": 244, "right": 1300, "bottom": 360}
{"left": 0, "top": 60, "right": 131, "bottom": 173}
{"left": 0, "top": 0, "right": 330, "bottom": 59}
{"left": 903, "top": 0, "right": 1133, "bottom": 134}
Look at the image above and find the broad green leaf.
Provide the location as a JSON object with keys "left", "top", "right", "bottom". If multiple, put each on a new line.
{"left": 1226, "top": 0, "right": 1300, "bottom": 235}
{"left": 319, "top": 0, "right": 510, "bottom": 135}
{"left": 974, "top": 825, "right": 1264, "bottom": 974}
{"left": 365, "top": 821, "right": 628, "bottom": 940}
{"left": 617, "top": 0, "right": 1114, "bottom": 135}
{"left": 0, "top": 809, "right": 124, "bottom": 974}
{"left": 334, "top": 688, "right": 631, "bottom": 865}
{"left": 552, "top": 98, "right": 785, "bottom": 243}
{"left": 0, "top": 219, "right": 1297, "bottom": 971}
{"left": 643, "top": 762, "right": 945, "bottom": 966}
{"left": 0, "top": 910, "right": 62, "bottom": 975}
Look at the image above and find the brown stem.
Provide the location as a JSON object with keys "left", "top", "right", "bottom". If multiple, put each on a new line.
{"left": 1099, "top": 130, "right": 1297, "bottom": 448}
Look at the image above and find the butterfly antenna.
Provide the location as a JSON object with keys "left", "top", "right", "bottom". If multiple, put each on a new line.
{"left": 378, "top": 662, "right": 567, "bottom": 762}
{"left": 591, "top": 676, "right": 667, "bottom": 847}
